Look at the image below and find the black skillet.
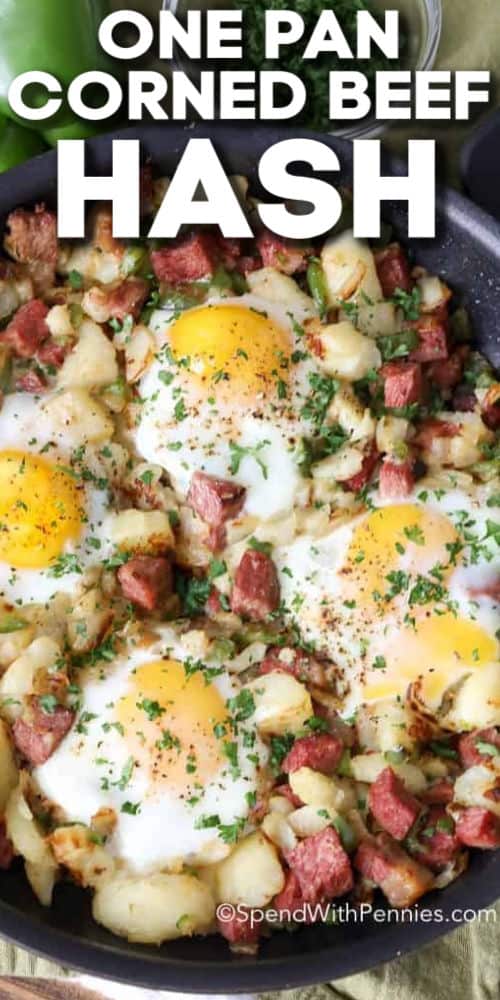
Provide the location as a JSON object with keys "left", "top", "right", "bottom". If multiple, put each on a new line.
{"left": 0, "top": 125, "right": 498, "bottom": 992}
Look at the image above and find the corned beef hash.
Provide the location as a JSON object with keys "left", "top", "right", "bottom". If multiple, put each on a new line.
{"left": 0, "top": 170, "right": 497, "bottom": 951}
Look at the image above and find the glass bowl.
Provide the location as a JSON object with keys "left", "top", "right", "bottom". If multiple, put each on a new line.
{"left": 162, "top": 0, "right": 442, "bottom": 138}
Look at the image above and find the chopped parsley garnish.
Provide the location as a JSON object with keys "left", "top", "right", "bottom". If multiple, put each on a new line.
{"left": 76, "top": 711, "right": 97, "bottom": 735}
{"left": 121, "top": 801, "right": 141, "bottom": 815}
{"left": 248, "top": 537, "right": 272, "bottom": 556}
{"left": 269, "top": 733, "right": 295, "bottom": 773}
{"left": 227, "top": 689, "right": 256, "bottom": 723}
{"left": 475, "top": 740, "right": 500, "bottom": 757}
{"left": 156, "top": 729, "right": 181, "bottom": 752}
{"left": 390, "top": 286, "right": 422, "bottom": 320}
{"left": 38, "top": 694, "right": 58, "bottom": 715}
{"left": 378, "top": 328, "right": 419, "bottom": 361}
{"left": 229, "top": 440, "right": 270, "bottom": 480}
{"left": 114, "top": 756, "right": 134, "bottom": 791}
{"left": 195, "top": 814, "right": 220, "bottom": 830}
{"left": 47, "top": 553, "right": 83, "bottom": 578}
{"left": 137, "top": 698, "right": 165, "bottom": 722}
{"left": 429, "top": 741, "right": 458, "bottom": 760}
{"left": 218, "top": 817, "right": 245, "bottom": 844}
{"left": 404, "top": 524, "right": 425, "bottom": 546}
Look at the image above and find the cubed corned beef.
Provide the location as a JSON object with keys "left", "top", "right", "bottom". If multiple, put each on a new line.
{"left": 117, "top": 555, "right": 172, "bottom": 612}
{"left": 379, "top": 458, "right": 415, "bottom": 499}
{"left": 368, "top": 767, "right": 421, "bottom": 840}
{"left": 458, "top": 728, "right": 500, "bottom": 769}
{"left": 375, "top": 243, "right": 412, "bottom": 298}
{"left": 354, "top": 833, "right": 433, "bottom": 907}
{"left": 455, "top": 807, "right": 500, "bottom": 849}
{"left": 282, "top": 733, "right": 344, "bottom": 775}
{"left": 340, "top": 444, "right": 379, "bottom": 493}
{"left": 285, "top": 826, "right": 353, "bottom": 904}
{"left": 409, "top": 316, "right": 448, "bottom": 363}
{"left": 151, "top": 233, "right": 219, "bottom": 284}
{"left": 1, "top": 299, "right": 49, "bottom": 357}
{"left": 381, "top": 361, "right": 423, "bottom": 408}
{"left": 410, "top": 806, "right": 460, "bottom": 871}
{"left": 230, "top": 549, "right": 280, "bottom": 620}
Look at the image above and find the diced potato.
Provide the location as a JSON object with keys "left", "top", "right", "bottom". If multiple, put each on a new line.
{"left": 0, "top": 625, "right": 35, "bottom": 669}
{"left": 58, "top": 319, "right": 118, "bottom": 390}
{"left": 312, "top": 444, "right": 363, "bottom": 482}
{"left": 356, "top": 300, "right": 397, "bottom": 337}
{"left": 93, "top": 873, "right": 215, "bottom": 944}
{"left": 321, "top": 232, "right": 382, "bottom": 305}
{"left": 445, "top": 662, "right": 500, "bottom": 730}
{"left": 246, "top": 268, "right": 316, "bottom": 319}
{"left": 287, "top": 804, "right": 335, "bottom": 838}
{"left": 25, "top": 859, "right": 57, "bottom": 907}
{"left": 289, "top": 768, "right": 337, "bottom": 809}
{"left": 5, "top": 784, "right": 56, "bottom": 870}
{"left": 421, "top": 412, "right": 493, "bottom": 469}
{"left": 49, "top": 824, "right": 115, "bottom": 888}
{"left": 125, "top": 324, "right": 156, "bottom": 383}
{"left": 43, "top": 388, "right": 114, "bottom": 445}
{"left": 46, "top": 304, "right": 74, "bottom": 340}
{"left": 313, "top": 321, "right": 382, "bottom": 381}
{"left": 22, "top": 594, "right": 71, "bottom": 646}
{"left": 108, "top": 509, "right": 174, "bottom": 555}
{"left": 417, "top": 274, "right": 451, "bottom": 313}
{"left": 268, "top": 795, "right": 294, "bottom": 816}
{"left": 350, "top": 753, "right": 426, "bottom": 794}
{"left": 67, "top": 588, "right": 113, "bottom": 654}
{"left": 60, "top": 245, "right": 121, "bottom": 285}
{"left": 245, "top": 671, "right": 312, "bottom": 736}
{"left": 356, "top": 699, "right": 418, "bottom": 753}
{"left": 419, "top": 755, "right": 450, "bottom": 779}
{"left": 376, "top": 416, "right": 411, "bottom": 455}
{"left": 454, "top": 763, "right": 500, "bottom": 818}
{"left": 327, "top": 383, "right": 375, "bottom": 443}
{"left": 227, "top": 641, "right": 267, "bottom": 675}
{"left": 262, "top": 811, "right": 297, "bottom": 852}
{"left": 0, "top": 637, "right": 61, "bottom": 721}
{"left": 289, "top": 768, "right": 356, "bottom": 812}
{"left": 214, "top": 831, "right": 284, "bottom": 907}
{"left": 0, "top": 719, "right": 18, "bottom": 812}
{"left": 82, "top": 287, "right": 110, "bottom": 324}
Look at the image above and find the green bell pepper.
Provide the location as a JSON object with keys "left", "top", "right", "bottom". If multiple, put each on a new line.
{"left": 0, "top": 115, "right": 47, "bottom": 171}
{"left": 0, "top": 0, "right": 113, "bottom": 141}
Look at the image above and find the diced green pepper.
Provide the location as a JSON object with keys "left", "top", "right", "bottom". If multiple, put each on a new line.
{"left": 307, "top": 260, "right": 329, "bottom": 320}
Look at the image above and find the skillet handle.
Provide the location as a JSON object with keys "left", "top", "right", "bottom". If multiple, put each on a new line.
{"left": 461, "top": 109, "right": 500, "bottom": 222}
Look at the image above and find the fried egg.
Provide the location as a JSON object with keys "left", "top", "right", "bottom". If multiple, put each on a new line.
{"left": 0, "top": 393, "right": 113, "bottom": 604}
{"left": 275, "top": 479, "right": 500, "bottom": 721}
{"left": 133, "top": 294, "right": 319, "bottom": 521}
{"left": 34, "top": 626, "right": 268, "bottom": 874}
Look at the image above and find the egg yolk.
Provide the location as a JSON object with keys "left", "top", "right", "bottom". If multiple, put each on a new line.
{"left": 116, "top": 659, "right": 228, "bottom": 792}
{"left": 346, "top": 504, "right": 459, "bottom": 607}
{"left": 363, "top": 614, "right": 498, "bottom": 703}
{"left": 168, "top": 304, "right": 290, "bottom": 397}
{"left": 338, "top": 503, "right": 498, "bottom": 707}
{"left": 0, "top": 450, "right": 84, "bottom": 569}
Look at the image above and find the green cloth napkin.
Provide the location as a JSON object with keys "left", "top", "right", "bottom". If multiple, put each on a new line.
{"left": 0, "top": 0, "right": 499, "bottom": 991}
{"left": 261, "top": 901, "right": 500, "bottom": 1000}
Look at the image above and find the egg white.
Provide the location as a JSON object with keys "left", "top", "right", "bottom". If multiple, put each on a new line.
{"left": 0, "top": 393, "right": 113, "bottom": 604}
{"left": 132, "top": 294, "right": 319, "bottom": 521}
{"left": 34, "top": 626, "right": 268, "bottom": 875}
